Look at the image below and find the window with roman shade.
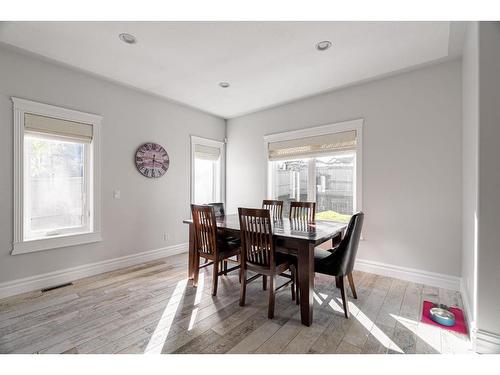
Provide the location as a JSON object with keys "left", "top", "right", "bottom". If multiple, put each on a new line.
{"left": 194, "top": 143, "right": 221, "bottom": 161}
{"left": 24, "top": 113, "right": 93, "bottom": 143}
{"left": 267, "top": 130, "right": 357, "bottom": 161}
{"left": 191, "top": 136, "right": 224, "bottom": 205}
{"left": 264, "top": 120, "right": 363, "bottom": 222}
{"left": 12, "top": 97, "right": 102, "bottom": 255}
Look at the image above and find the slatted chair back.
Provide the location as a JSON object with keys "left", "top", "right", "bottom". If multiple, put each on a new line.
{"left": 191, "top": 204, "right": 218, "bottom": 257}
{"left": 238, "top": 208, "right": 275, "bottom": 270}
{"left": 208, "top": 202, "right": 225, "bottom": 217}
{"left": 289, "top": 201, "right": 316, "bottom": 223}
{"left": 262, "top": 200, "right": 283, "bottom": 220}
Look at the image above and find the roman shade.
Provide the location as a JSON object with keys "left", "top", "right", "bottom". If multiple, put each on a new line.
{"left": 194, "top": 144, "right": 221, "bottom": 161}
{"left": 24, "top": 113, "right": 93, "bottom": 143}
{"left": 268, "top": 130, "right": 357, "bottom": 161}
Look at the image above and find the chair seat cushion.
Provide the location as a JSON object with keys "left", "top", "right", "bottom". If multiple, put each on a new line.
{"left": 314, "top": 246, "right": 342, "bottom": 276}
{"left": 222, "top": 235, "right": 240, "bottom": 243}
{"left": 217, "top": 237, "right": 241, "bottom": 257}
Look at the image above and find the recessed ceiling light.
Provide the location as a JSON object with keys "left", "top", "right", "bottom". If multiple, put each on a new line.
{"left": 316, "top": 40, "right": 332, "bottom": 51}
{"left": 219, "top": 82, "right": 230, "bottom": 88}
{"left": 119, "top": 33, "right": 137, "bottom": 44}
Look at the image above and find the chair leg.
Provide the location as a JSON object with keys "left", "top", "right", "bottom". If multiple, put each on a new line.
{"left": 290, "top": 265, "right": 296, "bottom": 301}
{"left": 347, "top": 272, "right": 357, "bottom": 299}
{"left": 268, "top": 275, "right": 275, "bottom": 319}
{"left": 237, "top": 254, "right": 242, "bottom": 283}
{"left": 335, "top": 276, "right": 341, "bottom": 289}
{"left": 223, "top": 260, "right": 228, "bottom": 275}
{"left": 295, "top": 264, "right": 300, "bottom": 305}
{"left": 193, "top": 253, "right": 200, "bottom": 287}
{"left": 212, "top": 260, "right": 219, "bottom": 296}
{"left": 239, "top": 268, "right": 247, "bottom": 306}
{"left": 339, "top": 276, "right": 350, "bottom": 319}
{"left": 262, "top": 275, "right": 267, "bottom": 290}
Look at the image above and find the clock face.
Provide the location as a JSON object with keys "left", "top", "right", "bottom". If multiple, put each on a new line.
{"left": 135, "top": 143, "right": 170, "bottom": 178}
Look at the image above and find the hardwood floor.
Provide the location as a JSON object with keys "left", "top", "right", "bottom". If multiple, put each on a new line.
{"left": 0, "top": 253, "right": 472, "bottom": 354}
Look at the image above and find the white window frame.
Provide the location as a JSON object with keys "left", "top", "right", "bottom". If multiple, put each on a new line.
{"left": 264, "top": 118, "right": 363, "bottom": 214}
{"left": 190, "top": 135, "right": 225, "bottom": 205}
{"left": 12, "top": 97, "right": 102, "bottom": 255}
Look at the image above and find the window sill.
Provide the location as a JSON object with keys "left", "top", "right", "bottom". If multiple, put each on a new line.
{"left": 11, "top": 231, "right": 102, "bottom": 255}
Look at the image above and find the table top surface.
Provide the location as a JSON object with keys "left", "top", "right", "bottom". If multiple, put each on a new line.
{"left": 184, "top": 214, "right": 347, "bottom": 244}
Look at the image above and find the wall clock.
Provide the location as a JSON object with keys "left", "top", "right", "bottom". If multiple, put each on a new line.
{"left": 135, "top": 142, "right": 170, "bottom": 178}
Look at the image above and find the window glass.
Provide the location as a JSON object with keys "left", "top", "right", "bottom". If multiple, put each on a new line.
{"left": 315, "top": 154, "right": 355, "bottom": 223}
{"left": 272, "top": 159, "right": 309, "bottom": 218}
{"left": 24, "top": 134, "right": 88, "bottom": 239}
{"left": 193, "top": 151, "right": 221, "bottom": 204}
{"left": 269, "top": 152, "right": 355, "bottom": 223}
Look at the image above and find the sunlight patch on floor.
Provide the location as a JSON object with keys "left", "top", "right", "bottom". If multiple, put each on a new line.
{"left": 313, "top": 291, "right": 323, "bottom": 305}
{"left": 390, "top": 314, "right": 441, "bottom": 353}
{"left": 144, "top": 278, "right": 188, "bottom": 354}
{"left": 188, "top": 272, "right": 205, "bottom": 331}
{"left": 342, "top": 298, "right": 404, "bottom": 353}
{"left": 318, "top": 289, "right": 403, "bottom": 353}
{"left": 390, "top": 313, "right": 473, "bottom": 354}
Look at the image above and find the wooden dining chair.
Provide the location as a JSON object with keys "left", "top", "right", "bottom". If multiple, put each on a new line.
{"left": 191, "top": 204, "right": 241, "bottom": 296}
{"left": 207, "top": 202, "right": 241, "bottom": 273}
{"left": 289, "top": 201, "right": 316, "bottom": 223}
{"left": 238, "top": 208, "right": 297, "bottom": 318}
{"left": 262, "top": 200, "right": 284, "bottom": 220}
{"left": 313, "top": 212, "right": 364, "bottom": 318}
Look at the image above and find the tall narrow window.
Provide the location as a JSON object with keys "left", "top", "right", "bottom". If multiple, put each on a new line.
{"left": 191, "top": 136, "right": 224, "bottom": 205}
{"left": 266, "top": 120, "right": 362, "bottom": 222}
{"left": 24, "top": 133, "right": 90, "bottom": 240}
{"left": 12, "top": 98, "right": 102, "bottom": 254}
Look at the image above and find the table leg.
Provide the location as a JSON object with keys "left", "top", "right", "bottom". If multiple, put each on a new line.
{"left": 298, "top": 241, "right": 314, "bottom": 326}
{"left": 188, "top": 223, "right": 195, "bottom": 280}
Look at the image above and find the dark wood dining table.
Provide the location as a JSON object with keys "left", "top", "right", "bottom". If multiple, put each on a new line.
{"left": 183, "top": 214, "right": 347, "bottom": 326}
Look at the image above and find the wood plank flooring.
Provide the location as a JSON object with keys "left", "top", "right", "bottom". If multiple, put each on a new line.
{"left": 0, "top": 253, "right": 473, "bottom": 354}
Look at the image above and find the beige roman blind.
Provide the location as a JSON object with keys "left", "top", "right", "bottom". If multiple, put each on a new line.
{"left": 268, "top": 130, "right": 357, "bottom": 161}
{"left": 194, "top": 144, "right": 221, "bottom": 161}
{"left": 24, "top": 113, "right": 93, "bottom": 143}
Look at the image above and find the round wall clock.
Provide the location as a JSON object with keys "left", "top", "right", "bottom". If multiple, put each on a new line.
{"left": 135, "top": 143, "right": 170, "bottom": 178}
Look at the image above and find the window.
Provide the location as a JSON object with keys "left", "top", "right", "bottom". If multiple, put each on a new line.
{"left": 190, "top": 136, "right": 224, "bottom": 205}
{"left": 24, "top": 135, "right": 89, "bottom": 239}
{"left": 265, "top": 120, "right": 362, "bottom": 222}
{"left": 12, "top": 98, "right": 102, "bottom": 254}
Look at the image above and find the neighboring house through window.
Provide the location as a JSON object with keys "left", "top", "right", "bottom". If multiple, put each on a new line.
{"left": 265, "top": 119, "right": 363, "bottom": 222}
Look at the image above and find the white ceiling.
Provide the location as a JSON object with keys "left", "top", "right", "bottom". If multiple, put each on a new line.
{"left": 0, "top": 22, "right": 465, "bottom": 119}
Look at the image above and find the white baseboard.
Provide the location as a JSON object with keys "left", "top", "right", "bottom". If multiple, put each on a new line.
{"left": 354, "top": 258, "right": 461, "bottom": 291}
{"left": 0, "top": 243, "right": 188, "bottom": 300}
{"left": 459, "top": 278, "right": 475, "bottom": 339}
{"left": 476, "top": 329, "right": 500, "bottom": 354}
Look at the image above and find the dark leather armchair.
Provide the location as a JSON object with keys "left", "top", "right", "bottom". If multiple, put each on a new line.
{"left": 314, "top": 212, "right": 364, "bottom": 318}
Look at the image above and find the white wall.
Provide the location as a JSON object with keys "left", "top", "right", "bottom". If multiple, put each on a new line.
{"left": 476, "top": 22, "right": 500, "bottom": 347}
{"left": 0, "top": 45, "right": 225, "bottom": 284}
{"left": 227, "top": 60, "right": 463, "bottom": 278}
{"left": 461, "top": 22, "right": 479, "bottom": 332}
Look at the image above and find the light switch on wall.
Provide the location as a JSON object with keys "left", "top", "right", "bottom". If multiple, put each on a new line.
{"left": 113, "top": 189, "right": 121, "bottom": 199}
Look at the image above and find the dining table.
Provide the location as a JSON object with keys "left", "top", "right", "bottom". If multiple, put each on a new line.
{"left": 183, "top": 214, "right": 348, "bottom": 326}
